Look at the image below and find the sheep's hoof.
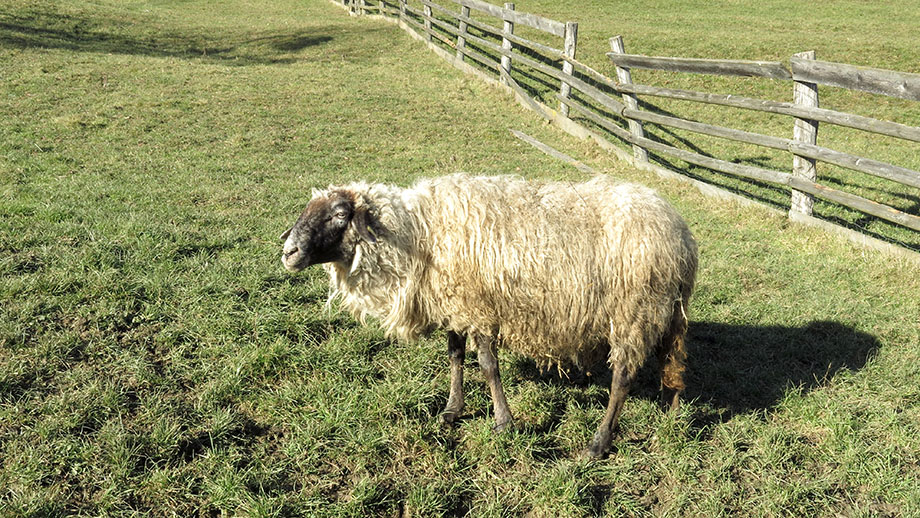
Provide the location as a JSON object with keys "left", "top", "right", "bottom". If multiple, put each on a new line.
{"left": 439, "top": 408, "right": 463, "bottom": 426}
{"left": 579, "top": 445, "right": 608, "bottom": 460}
{"left": 580, "top": 436, "right": 611, "bottom": 460}
{"left": 492, "top": 419, "right": 513, "bottom": 433}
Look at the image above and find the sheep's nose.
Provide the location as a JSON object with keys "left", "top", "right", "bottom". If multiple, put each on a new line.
{"left": 282, "top": 246, "right": 299, "bottom": 260}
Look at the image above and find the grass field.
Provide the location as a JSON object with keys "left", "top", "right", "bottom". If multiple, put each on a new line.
{"left": 2, "top": 0, "right": 920, "bottom": 516}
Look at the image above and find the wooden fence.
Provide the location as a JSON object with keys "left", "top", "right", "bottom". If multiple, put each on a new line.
{"left": 328, "top": 0, "right": 920, "bottom": 252}
{"left": 602, "top": 51, "right": 920, "bottom": 232}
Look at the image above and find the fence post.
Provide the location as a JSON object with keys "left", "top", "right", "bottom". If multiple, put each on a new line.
{"left": 399, "top": 0, "right": 406, "bottom": 19}
{"left": 610, "top": 35, "right": 648, "bottom": 163}
{"left": 358, "top": 0, "right": 366, "bottom": 15}
{"left": 791, "top": 50, "right": 819, "bottom": 217}
{"left": 559, "top": 22, "right": 578, "bottom": 117}
{"left": 457, "top": 3, "right": 470, "bottom": 61}
{"left": 423, "top": 1, "right": 433, "bottom": 42}
{"left": 500, "top": 3, "right": 515, "bottom": 82}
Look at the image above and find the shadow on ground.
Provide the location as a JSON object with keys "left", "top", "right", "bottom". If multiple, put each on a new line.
{"left": 0, "top": 7, "right": 333, "bottom": 65}
{"left": 514, "top": 319, "right": 879, "bottom": 425}
{"left": 683, "top": 320, "right": 879, "bottom": 416}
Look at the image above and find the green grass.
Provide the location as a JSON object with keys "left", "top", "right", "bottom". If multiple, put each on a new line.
{"left": 2, "top": 0, "right": 920, "bottom": 516}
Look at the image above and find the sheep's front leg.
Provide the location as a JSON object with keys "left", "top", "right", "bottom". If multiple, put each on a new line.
{"left": 439, "top": 331, "right": 466, "bottom": 425}
{"left": 583, "top": 364, "right": 634, "bottom": 458}
{"left": 474, "top": 333, "right": 513, "bottom": 432}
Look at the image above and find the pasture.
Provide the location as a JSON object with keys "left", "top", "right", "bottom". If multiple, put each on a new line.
{"left": 2, "top": 0, "right": 919, "bottom": 516}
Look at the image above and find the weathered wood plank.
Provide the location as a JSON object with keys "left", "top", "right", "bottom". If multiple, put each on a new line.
{"left": 610, "top": 36, "right": 648, "bottom": 162}
{"left": 785, "top": 177, "right": 920, "bottom": 232}
{"left": 421, "top": 0, "right": 460, "bottom": 18}
{"left": 456, "top": 3, "right": 470, "bottom": 60}
{"left": 622, "top": 108, "right": 788, "bottom": 150}
{"left": 638, "top": 136, "right": 794, "bottom": 185}
{"left": 559, "top": 22, "right": 577, "bottom": 116}
{"left": 456, "top": 0, "right": 566, "bottom": 36}
{"left": 606, "top": 53, "right": 792, "bottom": 80}
{"left": 555, "top": 94, "right": 920, "bottom": 262}
{"left": 791, "top": 50, "right": 819, "bottom": 216}
{"left": 556, "top": 94, "right": 635, "bottom": 142}
{"left": 455, "top": 23, "right": 627, "bottom": 118}
{"left": 403, "top": 6, "right": 462, "bottom": 50}
{"left": 623, "top": 108, "right": 920, "bottom": 189}
{"left": 636, "top": 138, "right": 920, "bottom": 231}
{"left": 421, "top": 0, "right": 564, "bottom": 59}
{"left": 791, "top": 57, "right": 920, "bottom": 101}
{"left": 423, "top": 1, "right": 433, "bottom": 42}
{"left": 501, "top": 69, "right": 552, "bottom": 119}
{"left": 616, "top": 83, "right": 920, "bottom": 142}
{"left": 452, "top": 10, "right": 563, "bottom": 57}
{"left": 500, "top": 3, "right": 515, "bottom": 82}
{"left": 565, "top": 98, "right": 920, "bottom": 231}
{"left": 788, "top": 143, "right": 920, "bottom": 190}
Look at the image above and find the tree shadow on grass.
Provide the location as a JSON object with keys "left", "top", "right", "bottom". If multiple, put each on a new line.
{"left": 0, "top": 7, "right": 334, "bottom": 65}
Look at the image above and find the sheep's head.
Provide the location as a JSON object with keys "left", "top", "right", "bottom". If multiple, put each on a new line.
{"left": 280, "top": 189, "right": 376, "bottom": 273}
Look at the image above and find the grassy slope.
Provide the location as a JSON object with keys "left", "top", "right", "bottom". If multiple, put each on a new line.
{"left": 1, "top": 0, "right": 919, "bottom": 516}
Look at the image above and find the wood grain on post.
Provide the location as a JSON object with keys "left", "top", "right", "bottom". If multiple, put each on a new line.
{"left": 559, "top": 21, "right": 577, "bottom": 116}
{"left": 791, "top": 50, "right": 819, "bottom": 216}
{"left": 423, "top": 1, "right": 433, "bottom": 42}
{"left": 500, "top": 3, "right": 514, "bottom": 82}
{"left": 457, "top": 4, "right": 470, "bottom": 61}
{"left": 610, "top": 36, "right": 648, "bottom": 162}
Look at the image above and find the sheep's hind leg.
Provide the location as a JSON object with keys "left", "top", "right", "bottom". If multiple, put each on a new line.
{"left": 475, "top": 333, "right": 513, "bottom": 432}
{"left": 440, "top": 331, "right": 466, "bottom": 425}
{"left": 658, "top": 302, "right": 689, "bottom": 412}
{"left": 583, "top": 364, "right": 634, "bottom": 459}
{"left": 658, "top": 335, "right": 687, "bottom": 413}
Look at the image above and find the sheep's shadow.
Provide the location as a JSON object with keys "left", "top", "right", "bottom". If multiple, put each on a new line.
{"left": 512, "top": 319, "right": 879, "bottom": 431}
{"left": 681, "top": 320, "right": 879, "bottom": 418}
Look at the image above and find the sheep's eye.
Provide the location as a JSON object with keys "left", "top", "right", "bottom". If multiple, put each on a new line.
{"left": 330, "top": 210, "right": 348, "bottom": 224}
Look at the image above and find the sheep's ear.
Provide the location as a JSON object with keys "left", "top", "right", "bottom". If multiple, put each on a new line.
{"left": 352, "top": 207, "right": 377, "bottom": 244}
{"left": 279, "top": 227, "right": 292, "bottom": 241}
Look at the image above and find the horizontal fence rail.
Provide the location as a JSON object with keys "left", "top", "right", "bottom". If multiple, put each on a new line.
{"left": 457, "top": 0, "right": 565, "bottom": 36}
{"left": 606, "top": 53, "right": 793, "bottom": 80}
{"left": 328, "top": 0, "right": 920, "bottom": 252}
{"left": 599, "top": 44, "right": 920, "bottom": 233}
{"left": 790, "top": 58, "right": 920, "bottom": 101}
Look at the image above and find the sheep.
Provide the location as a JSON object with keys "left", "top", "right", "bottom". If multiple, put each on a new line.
{"left": 280, "top": 173, "right": 698, "bottom": 458}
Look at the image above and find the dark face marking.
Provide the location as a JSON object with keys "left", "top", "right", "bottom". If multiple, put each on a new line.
{"left": 281, "top": 190, "right": 377, "bottom": 273}
{"left": 281, "top": 191, "right": 356, "bottom": 272}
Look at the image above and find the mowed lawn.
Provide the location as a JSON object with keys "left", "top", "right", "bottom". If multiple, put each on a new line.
{"left": 2, "top": 0, "right": 920, "bottom": 516}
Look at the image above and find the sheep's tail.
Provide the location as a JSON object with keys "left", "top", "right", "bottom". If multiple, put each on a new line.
{"left": 657, "top": 291, "right": 690, "bottom": 411}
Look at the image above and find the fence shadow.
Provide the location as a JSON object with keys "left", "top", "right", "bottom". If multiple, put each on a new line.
{"left": 0, "top": 8, "right": 333, "bottom": 65}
